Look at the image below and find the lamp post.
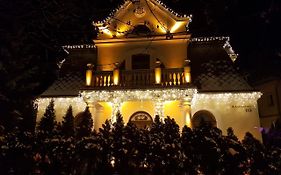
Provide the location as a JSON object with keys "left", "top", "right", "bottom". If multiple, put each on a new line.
{"left": 155, "top": 59, "right": 161, "bottom": 84}
{"left": 184, "top": 59, "right": 191, "bottom": 83}
{"left": 113, "top": 62, "right": 120, "bottom": 85}
{"left": 86, "top": 63, "right": 94, "bottom": 86}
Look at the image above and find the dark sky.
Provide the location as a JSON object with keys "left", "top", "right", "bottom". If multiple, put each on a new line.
{"left": 157, "top": 0, "right": 281, "bottom": 76}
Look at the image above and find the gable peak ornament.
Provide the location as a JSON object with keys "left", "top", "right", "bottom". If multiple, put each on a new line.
{"left": 134, "top": 5, "right": 146, "bottom": 18}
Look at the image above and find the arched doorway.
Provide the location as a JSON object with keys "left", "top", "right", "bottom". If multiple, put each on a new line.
{"left": 129, "top": 111, "right": 153, "bottom": 129}
{"left": 192, "top": 110, "right": 217, "bottom": 128}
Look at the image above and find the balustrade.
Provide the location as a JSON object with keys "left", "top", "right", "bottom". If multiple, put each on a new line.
{"left": 88, "top": 68, "right": 188, "bottom": 89}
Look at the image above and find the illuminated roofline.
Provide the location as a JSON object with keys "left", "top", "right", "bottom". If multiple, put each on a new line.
{"left": 192, "top": 36, "right": 238, "bottom": 62}
{"left": 80, "top": 88, "right": 197, "bottom": 103}
{"left": 192, "top": 92, "right": 262, "bottom": 106}
{"left": 93, "top": 0, "right": 192, "bottom": 27}
{"left": 192, "top": 36, "right": 230, "bottom": 42}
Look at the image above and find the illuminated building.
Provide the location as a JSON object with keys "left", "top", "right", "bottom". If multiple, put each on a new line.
{"left": 36, "top": 0, "right": 262, "bottom": 140}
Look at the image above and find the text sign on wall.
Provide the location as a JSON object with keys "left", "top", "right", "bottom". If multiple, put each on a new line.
{"left": 232, "top": 105, "right": 253, "bottom": 112}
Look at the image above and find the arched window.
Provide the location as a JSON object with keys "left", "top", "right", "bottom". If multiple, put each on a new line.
{"left": 129, "top": 111, "right": 153, "bottom": 129}
{"left": 192, "top": 110, "right": 217, "bottom": 128}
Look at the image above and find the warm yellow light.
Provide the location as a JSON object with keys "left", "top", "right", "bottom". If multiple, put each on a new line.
{"left": 159, "top": 26, "right": 167, "bottom": 34}
{"left": 116, "top": 25, "right": 130, "bottom": 37}
{"left": 170, "top": 21, "right": 185, "bottom": 33}
{"left": 86, "top": 64, "right": 93, "bottom": 86}
{"left": 100, "top": 28, "right": 112, "bottom": 36}
{"left": 155, "top": 67, "right": 161, "bottom": 84}
{"left": 186, "top": 112, "right": 191, "bottom": 127}
{"left": 184, "top": 67, "right": 191, "bottom": 83}
{"left": 86, "top": 70, "right": 92, "bottom": 86}
{"left": 184, "top": 60, "right": 191, "bottom": 83}
{"left": 113, "top": 69, "right": 119, "bottom": 85}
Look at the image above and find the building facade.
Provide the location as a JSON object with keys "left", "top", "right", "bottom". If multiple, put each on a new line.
{"left": 254, "top": 77, "right": 281, "bottom": 128}
{"left": 36, "top": 0, "right": 262, "bottom": 140}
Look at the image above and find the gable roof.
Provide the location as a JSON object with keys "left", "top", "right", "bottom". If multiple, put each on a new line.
{"left": 40, "top": 72, "right": 84, "bottom": 97}
{"left": 93, "top": 0, "right": 192, "bottom": 39}
{"left": 189, "top": 37, "right": 253, "bottom": 92}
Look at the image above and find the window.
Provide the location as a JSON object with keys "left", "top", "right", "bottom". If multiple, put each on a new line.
{"left": 129, "top": 111, "right": 153, "bottom": 129}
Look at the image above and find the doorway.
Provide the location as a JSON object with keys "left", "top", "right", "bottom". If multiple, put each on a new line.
{"left": 191, "top": 110, "right": 217, "bottom": 128}
{"left": 129, "top": 111, "right": 153, "bottom": 129}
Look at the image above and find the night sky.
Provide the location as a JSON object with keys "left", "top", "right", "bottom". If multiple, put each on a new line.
{"left": 0, "top": 0, "right": 280, "bottom": 98}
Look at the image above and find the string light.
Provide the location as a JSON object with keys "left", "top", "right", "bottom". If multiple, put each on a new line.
{"left": 81, "top": 88, "right": 197, "bottom": 121}
{"left": 81, "top": 88, "right": 197, "bottom": 103}
{"left": 191, "top": 92, "right": 262, "bottom": 107}
{"left": 35, "top": 97, "right": 87, "bottom": 121}
{"left": 192, "top": 36, "right": 238, "bottom": 62}
{"left": 93, "top": 0, "right": 192, "bottom": 37}
{"left": 192, "top": 36, "right": 230, "bottom": 42}
{"left": 223, "top": 40, "right": 238, "bottom": 62}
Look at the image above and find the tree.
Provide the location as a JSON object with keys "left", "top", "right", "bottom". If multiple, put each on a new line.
{"left": 147, "top": 115, "right": 165, "bottom": 174}
{"left": 227, "top": 127, "right": 239, "bottom": 141}
{"left": 111, "top": 111, "right": 125, "bottom": 173}
{"left": 61, "top": 105, "right": 75, "bottom": 137}
{"left": 181, "top": 126, "right": 197, "bottom": 174}
{"left": 38, "top": 100, "right": 56, "bottom": 134}
{"left": 97, "top": 119, "right": 113, "bottom": 174}
{"left": 242, "top": 132, "right": 268, "bottom": 174}
{"left": 162, "top": 117, "right": 182, "bottom": 174}
{"left": 75, "top": 106, "right": 93, "bottom": 137}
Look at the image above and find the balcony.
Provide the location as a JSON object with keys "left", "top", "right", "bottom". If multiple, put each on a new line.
{"left": 84, "top": 68, "right": 192, "bottom": 90}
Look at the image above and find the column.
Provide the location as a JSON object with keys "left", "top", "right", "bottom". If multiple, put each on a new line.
{"left": 180, "top": 100, "right": 192, "bottom": 127}
{"left": 87, "top": 102, "right": 97, "bottom": 131}
{"left": 111, "top": 100, "right": 122, "bottom": 123}
{"left": 94, "top": 103, "right": 104, "bottom": 131}
{"left": 88, "top": 102, "right": 105, "bottom": 131}
{"left": 155, "top": 99, "right": 164, "bottom": 121}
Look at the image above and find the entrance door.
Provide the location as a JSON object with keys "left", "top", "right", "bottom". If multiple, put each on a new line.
{"left": 129, "top": 111, "right": 153, "bottom": 129}
{"left": 132, "top": 54, "right": 150, "bottom": 69}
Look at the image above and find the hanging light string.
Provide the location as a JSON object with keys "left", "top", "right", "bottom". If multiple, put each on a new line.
{"left": 145, "top": 0, "right": 168, "bottom": 32}
{"left": 104, "top": 16, "right": 136, "bottom": 35}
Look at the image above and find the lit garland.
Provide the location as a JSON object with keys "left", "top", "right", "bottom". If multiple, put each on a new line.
{"left": 191, "top": 92, "right": 262, "bottom": 107}
{"left": 35, "top": 97, "right": 87, "bottom": 121}
{"left": 35, "top": 91, "right": 262, "bottom": 123}
{"left": 81, "top": 88, "right": 197, "bottom": 103}
{"left": 81, "top": 88, "right": 196, "bottom": 121}
{"left": 192, "top": 36, "right": 230, "bottom": 42}
{"left": 223, "top": 40, "right": 238, "bottom": 62}
{"left": 35, "top": 97, "right": 85, "bottom": 107}
{"left": 192, "top": 36, "right": 238, "bottom": 62}
{"left": 155, "top": 99, "right": 164, "bottom": 120}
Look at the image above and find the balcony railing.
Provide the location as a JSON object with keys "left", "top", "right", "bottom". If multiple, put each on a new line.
{"left": 87, "top": 68, "right": 190, "bottom": 89}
